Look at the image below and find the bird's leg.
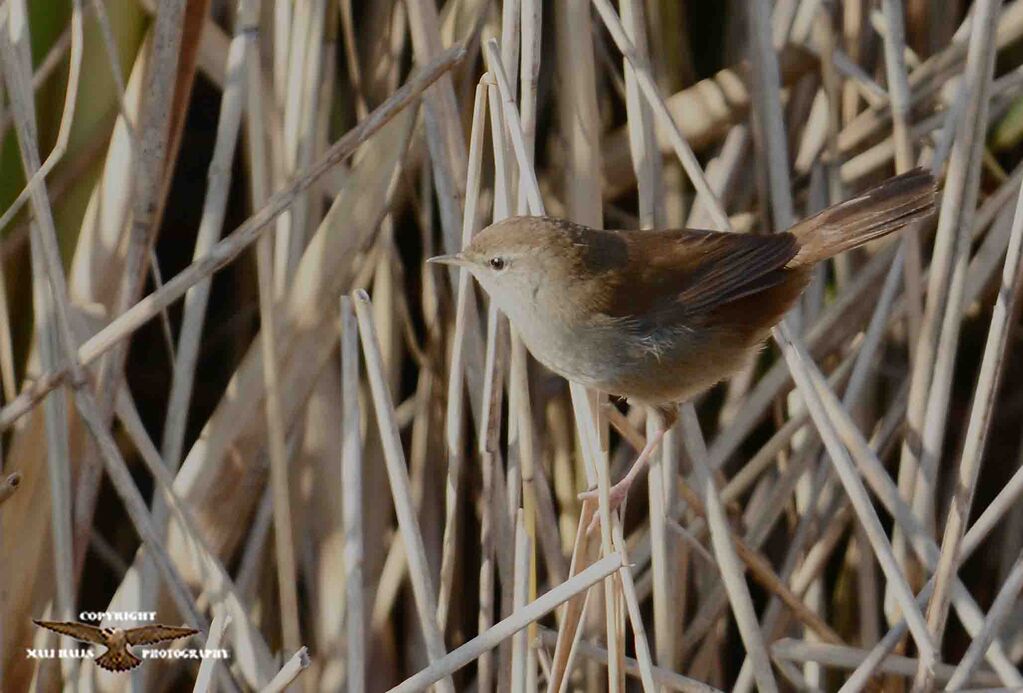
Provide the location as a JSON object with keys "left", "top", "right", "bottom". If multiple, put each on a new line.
{"left": 578, "top": 426, "right": 665, "bottom": 530}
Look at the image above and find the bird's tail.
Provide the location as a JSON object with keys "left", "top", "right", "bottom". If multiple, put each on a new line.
{"left": 95, "top": 647, "right": 142, "bottom": 672}
{"left": 787, "top": 168, "right": 936, "bottom": 267}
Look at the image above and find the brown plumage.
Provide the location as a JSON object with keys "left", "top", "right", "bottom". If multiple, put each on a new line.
{"left": 429, "top": 168, "right": 936, "bottom": 509}
{"left": 33, "top": 620, "right": 199, "bottom": 672}
{"left": 434, "top": 168, "right": 935, "bottom": 425}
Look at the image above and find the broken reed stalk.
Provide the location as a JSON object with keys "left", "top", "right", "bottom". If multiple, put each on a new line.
{"left": 85, "top": 8, "right": 190, "bottom": 604}
{"left": 545, "top": 500, "right": 597, "bottom": 692}
{"left": 261, "top": 647, "right": 311, "bottom": 693}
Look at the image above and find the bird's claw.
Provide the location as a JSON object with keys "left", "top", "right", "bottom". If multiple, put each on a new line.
{"left": 577, "top": 478, "right": 634, "bottom": 534}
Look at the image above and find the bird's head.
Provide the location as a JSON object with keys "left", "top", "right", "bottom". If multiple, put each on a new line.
{"left": 427, "top": 216, "right": 619, "bottom": 324}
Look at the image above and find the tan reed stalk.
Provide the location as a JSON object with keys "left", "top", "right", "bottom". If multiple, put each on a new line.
{"left": 772, "top": 639, "right": 1001, "bottom": 688}
{"left": 192, "top": 611, "right": 230, "bottom": 693}
{"left": 922, "top": 167, "right": 1023, "bottom": 690}
{"left": 617, "top": 0, "right": 676, "bottom": 676}
{"left": 392, "top": 552, "right": 626, "bottom": 693}
{"left": 511, "top": 511, "right": 532, "bottom": 692}
{"left": 777, "top": 323, "right": 1023, "bottom": 687}
{"left": 111, "top": 386, "right": 275, "bottom": 685}
{"left": 894, "top": 0, "right": 1000, "bottom": 599}
{"left": 161, "top": 0, "right": 259, "bottom": 486}
{"left": 0, "top": 46, "right": 466, "bottom": 432}
{"left": 436, "top": 78, "right": 488, "bottom": 630}
{"left": 261, "top": 647, "right": 310, "bottom": 692}
{"left": 353, "top": 289, "right": 455, "bottom": 693}
{"left": 0, "top": 4, "right": 83, "bottom": 666}
{"left": 680, "top": 407, "right": 779, "bottom": 693}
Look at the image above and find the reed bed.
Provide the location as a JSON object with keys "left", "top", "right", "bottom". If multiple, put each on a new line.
{"left": 1, "top": 0, "right": 1023, "bottom": 691}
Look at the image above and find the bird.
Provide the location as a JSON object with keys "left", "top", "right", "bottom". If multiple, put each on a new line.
{"left": 33, "top": 619, "right": 199, "bottom": 672}
{"left": 429, "top": 168, "right": 936, "bottom": 514}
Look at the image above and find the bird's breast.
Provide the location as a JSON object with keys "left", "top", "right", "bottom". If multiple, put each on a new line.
{"left": 512, "top": 311, "right": 754, "bottom": 403}
{"left": 510, "top": 313, "right": 653, "bottom": 390}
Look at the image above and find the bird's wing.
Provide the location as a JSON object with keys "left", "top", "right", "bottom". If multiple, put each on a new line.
{"left": 125, "top": 624, "right": 199, "bottom": 646}
{"left": 95, "top": 647, "right": 142, "bottom": 672}
{"left": 33, "top": 620, "right": 106, "bottom": 645}
{"left": 591, "top": 228, "right": 799, "bottom": 328}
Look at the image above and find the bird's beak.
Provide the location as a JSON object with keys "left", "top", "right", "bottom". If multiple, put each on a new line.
{"left": 427, "top": 253, "right": 468, "bottom": 267}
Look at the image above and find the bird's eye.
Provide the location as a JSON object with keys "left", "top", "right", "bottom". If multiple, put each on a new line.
{"left": 488, "top": 257, "right": 506, "bottom": 271}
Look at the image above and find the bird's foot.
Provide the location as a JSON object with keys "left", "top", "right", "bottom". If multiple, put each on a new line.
{"left": 578, "top": 477, "right": 636, "bottom": 533}
{"left": 577, "top": 427, "right": 665, "bottom": 534}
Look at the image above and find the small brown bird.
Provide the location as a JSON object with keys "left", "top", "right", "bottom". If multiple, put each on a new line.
{"left": 33, "top": 619, "right": 199, "bottom": 672}
{"left": 430, "top": 169, "right": 935, "bottom": 511}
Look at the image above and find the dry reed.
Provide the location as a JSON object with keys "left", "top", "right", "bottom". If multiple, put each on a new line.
{"left": 2, "top": 1, "right": 1023, "bottom": 691}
